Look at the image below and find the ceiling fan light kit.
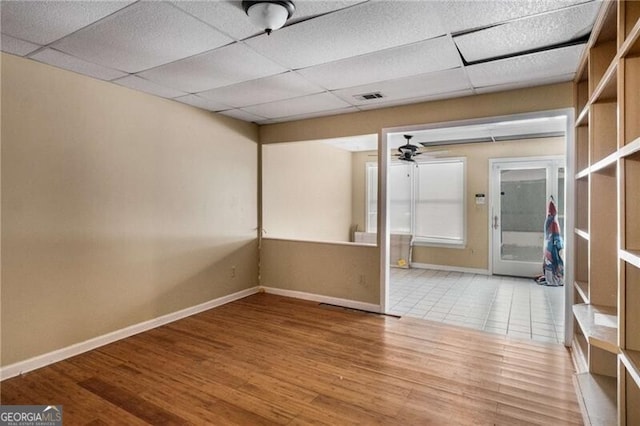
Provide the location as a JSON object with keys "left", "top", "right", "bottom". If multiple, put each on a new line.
{"left": 242, "top": 0, "right": 295, "bottom": 35}
{"left": 396, "top": 135, "right": 421, "bottom": 162}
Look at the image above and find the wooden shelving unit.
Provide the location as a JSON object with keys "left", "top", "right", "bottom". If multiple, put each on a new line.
{"left": 571, "top": 1, "right": 640, "bottom": 424}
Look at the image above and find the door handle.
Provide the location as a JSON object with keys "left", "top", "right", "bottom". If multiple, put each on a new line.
{"left": 493, "top": 215, "right": 499, "bottom": 230}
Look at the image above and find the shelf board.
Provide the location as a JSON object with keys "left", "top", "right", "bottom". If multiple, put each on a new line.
{"left": 575, "top": 228, "right": 590, "bottom": 241}
{"left": 573, "top": 372, "right": 617, "bottom": 426}
{"left": 590, "top": 151, "right": 618, "bottom": 173}
{"left": 621, "top": 350, "right": 640, "bottom": 390}
{"left": 576, "top": 105, "right": 589, "bottom": 126}
{"left": 576, "top": 167, "right": 590, "bottom": 179}
{"left": 620, "top": 249, "right": 640, "bottom": 269}
{"left": 619, "top": 136, "right": 640, "bottom": 159}
{"left": 590, "top": 60, "right": 618, "bottom": 104}
{"left": 573, "top": 303, "right": 618, "bottom": 354}
{"left": 574, "top": 281, "right": 590, "bottom": 304}
{"left": 620, "top": 15, "right": 640, "bottom": 57}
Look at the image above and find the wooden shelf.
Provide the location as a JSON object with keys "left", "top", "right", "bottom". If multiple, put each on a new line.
{"left": 575, "top": 281, "right": 589, "bottom": 304}
{"left": 620, "top": 9, "right": 640, "bottom": 56}
{"left": 623, "top": 150, "right": 640, "bottom": 257}
{"left": 573, "top": 372, "right": 617, "bottom": 426}
{"left": 589, "top": 1, "right": 618, "bottom": 96}
{"left": 576, "top": 176, "right": 589, "bottom": 232}
{"left": 573, "top": 304, "right": 618, "bottom": 354}
{"left": 619, "top": 137, "right": 640, "bottom": 158}
{"left": 589, "top": 166, "right": 618, "bottom": 307}
{"left": 590, "top": 60, "right": 618, "bottom": 104}
{"left": 624, "top": 262, "right": 640, "bottom": 353}
{"left": 576, "top": 168, "right": 590, "bottom": 179}
{"left": 575, "top": 228, "right": 590, "bottom": 241}
{"left": 621, "top": 350, "right": 640, "bottom": 389}
{"left": 590, "top": 151, "right": 618, "bottom": 173}
{"left": 621, "top": 249, "right": 640, "bottom": 269}
{"left": 572, "top": 2, "right": 638, "bottom": 423}
{"left": 623, "top": 56, "right": 640, "bottom": 146}
{"left": 576, "top": 105, "right": 589, "bottom": 127}
{"left": 590, "top": 102, "right": 618, "bottom": 163}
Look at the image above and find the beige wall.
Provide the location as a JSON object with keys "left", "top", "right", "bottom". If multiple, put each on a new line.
{"left": 1, "top": 54, "right": 259, "bottom": 366}
{"left": 260, "top": 239, "right": 379, "bottom": 304}
{"left": 349, "top": 138, "right": 564, "bottom": 270}
{"left": 410, "top": 138, "right": 564, "bottom": 269}
{"left": 259, "top": 83, "right": 572, "bottom": 302}
{"left": 262, "top": 141, "right": 352, "bottom": 242}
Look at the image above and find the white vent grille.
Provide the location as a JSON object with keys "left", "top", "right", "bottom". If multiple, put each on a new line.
{"left": 353, "top": 92, "right": 384, "bottom": 101}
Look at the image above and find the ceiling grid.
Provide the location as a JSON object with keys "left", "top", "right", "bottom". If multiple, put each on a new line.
{"left": 0, "top": 0, "right": 602, "bottom": 124}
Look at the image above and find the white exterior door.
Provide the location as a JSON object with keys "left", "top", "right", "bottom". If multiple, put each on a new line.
{"left": 491, "top": 158, "right": 564, "bottom": 277}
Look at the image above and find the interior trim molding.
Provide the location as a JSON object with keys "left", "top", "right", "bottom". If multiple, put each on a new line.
{"left": 260, "top": 286, "right": 381, "bottom": 313}
{"left": 0, "top": 286, "right": 260, "bottom": 381}
{"left": 410, "top": 262, "right": 490, "bottom": 275}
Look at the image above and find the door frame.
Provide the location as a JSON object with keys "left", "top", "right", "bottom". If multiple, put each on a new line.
{"left": 488, "top": 156, "right": 565, "bottom": 278}
{"left": 380, "top": 108, "right": 575, "bottom": 347}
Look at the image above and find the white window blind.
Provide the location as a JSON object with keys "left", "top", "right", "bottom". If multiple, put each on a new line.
{"left": 365, "top": 159, "right": 466, "bottom": 247}
{"left": 414, "top": 160, "right": 465, "bottom": 245}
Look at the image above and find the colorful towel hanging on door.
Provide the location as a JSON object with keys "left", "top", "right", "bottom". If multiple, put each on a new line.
{"left": 539, "top": 196, "right": 564, "bottom": 286}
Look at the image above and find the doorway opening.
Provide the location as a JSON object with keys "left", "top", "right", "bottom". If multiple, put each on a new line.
{"left": 379, "top": 110, "right": 573, "bottom": 345}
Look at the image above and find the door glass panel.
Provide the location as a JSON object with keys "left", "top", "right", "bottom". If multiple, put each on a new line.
{"left": 500, "top": 168, "right": 546, "bottom": 262}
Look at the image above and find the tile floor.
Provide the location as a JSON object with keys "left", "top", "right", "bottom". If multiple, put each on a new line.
{"left": 389, "top": 268, "right": 565, "bottom": 344}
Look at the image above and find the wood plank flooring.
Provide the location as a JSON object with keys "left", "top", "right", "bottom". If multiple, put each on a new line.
{"left": 0, "top": 293, "right": 583, "bottom": 425}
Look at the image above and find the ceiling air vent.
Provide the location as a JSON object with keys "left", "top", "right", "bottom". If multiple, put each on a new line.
{"left": 353, "top": 92, "right": 384, "bottom": 101}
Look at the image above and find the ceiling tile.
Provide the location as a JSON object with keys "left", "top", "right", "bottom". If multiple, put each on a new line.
{"left": 217, "top": 109, "right": 267, "bottom": 123}
{"left": 334, "top": 68, "right": 472, "bottom": 106}
{"left": 466, "top": 43, "right": 585, "bottom": 88}
{"left": 52, "top": 2, "right": 232, "bottom": 73}
{"left": 356, "top": 89, "right": 475, "bottom": 111}
{"left": 438, "top": 0, "right": 593, "bottom": 34}
{"left": 285, "top": 1, "right": 369, "bottom": 25}
{"left": 174, "top": 94, "right": 232, "bottom": 112}
{"left": 114, "top": 75, "right": 187, "bottom": 99}
{"left": 198, "top": 71, "right": 324, "bottom": 108}
{"left": 171, "top": 1, "right": 366, "bottom": 41}
{"left": 474, "top": 73, "right": 576, "bottom": 94}
{"left": 30, "top": 48, "right": 127, "bottom": 81}
{"left": 138, "top": 43, "right": 287, "bottom": 93}
{"left": 455, "top": 2, "right": 600, "bottom": 63}
{"left": 241, "top": 92, "right": 352, "bottom": 119}
{"left": 1, "top": 34, "right": 40, "bottom": 56}
{"left": 264, "top": 106, "right": 360, "bottom": 124}
{"left": 170, "top": 1, "right": 259, "bottom": 40}
{"left": 0, "top": 1, "right": 134, "bottom": 45}
{"left": 297, "top": 36, "right": 462, "bottom": 90}
{"left": 245, "top": 1, "right": 447, "bottom": 69}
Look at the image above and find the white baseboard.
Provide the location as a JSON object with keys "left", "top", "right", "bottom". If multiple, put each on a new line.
{"left": 0, "top": 286, "right": 260, "bottom": 381}
{"left": 410, "top": 262, "right": 490, "bottom": 275}
{"left": 260, "top": 286, "right": 381, "bottom": 313}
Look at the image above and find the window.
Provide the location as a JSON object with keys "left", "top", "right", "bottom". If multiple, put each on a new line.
{"left": 366, "top": 159, "right": 466, "bottom": 247}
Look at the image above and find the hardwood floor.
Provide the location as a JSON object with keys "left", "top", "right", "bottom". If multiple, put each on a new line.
{"left": 0, "top": 293, "right": 583, "bottom": 425}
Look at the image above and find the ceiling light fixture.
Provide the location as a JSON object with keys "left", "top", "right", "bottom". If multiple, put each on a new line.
{"left": 242, "top": 1, "right": 295, "bottom": 35}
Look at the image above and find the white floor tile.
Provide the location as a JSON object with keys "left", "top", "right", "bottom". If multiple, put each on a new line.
{"left": 389, "top": 268, "right": 565, "bottom": 344}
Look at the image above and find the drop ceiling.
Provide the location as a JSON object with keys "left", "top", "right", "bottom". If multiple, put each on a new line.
{"left": 1, "top": 0, "right": 602, "bottom": 125}
{"left": 322, "top": 115, "right": 567, "bottom": 151}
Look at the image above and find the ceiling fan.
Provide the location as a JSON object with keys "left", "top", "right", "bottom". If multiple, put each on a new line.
{"left": 393, "top": 135, "right": 448, "bottom": 163}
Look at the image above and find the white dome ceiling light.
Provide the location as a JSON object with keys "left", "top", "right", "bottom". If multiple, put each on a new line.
{"left": 242, "top": 1, "right": 296, "bottom": 35}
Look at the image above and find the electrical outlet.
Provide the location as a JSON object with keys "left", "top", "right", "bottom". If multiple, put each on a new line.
{"left": 231, "top": 266, "right": 236, "bottom": 278}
